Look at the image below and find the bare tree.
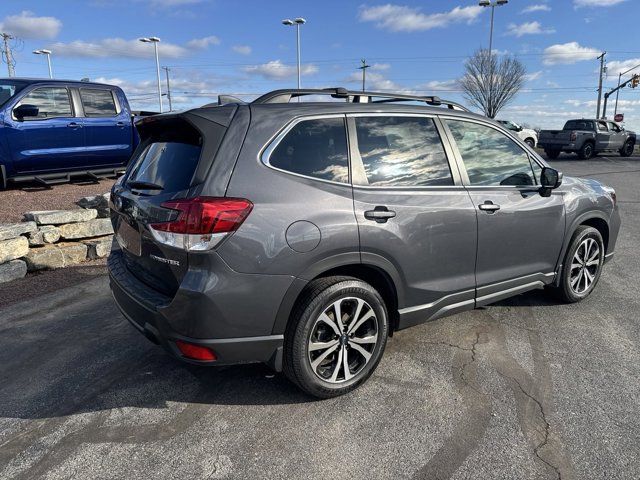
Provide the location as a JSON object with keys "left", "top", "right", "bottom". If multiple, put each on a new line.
{"left": 461, "top": 49, "right": 526, "bottom": 118}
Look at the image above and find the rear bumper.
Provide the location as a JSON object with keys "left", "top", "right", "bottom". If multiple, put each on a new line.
{"left": 108, "top": 248, "right": 287, "bottom": 371}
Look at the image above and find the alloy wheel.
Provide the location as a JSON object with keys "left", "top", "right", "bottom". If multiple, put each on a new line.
{"left": 570, "top": 238, "right": 600, "bottom": 294}
{"left": 307, "top": 297, "right": 379, "bottom": 383}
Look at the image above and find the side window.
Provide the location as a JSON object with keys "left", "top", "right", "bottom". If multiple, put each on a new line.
{"left": 15, "top": 87, "right": 72, "bottom": 119}
{"left": 597, "top": 122, "right": 608, "bottom": 132}
{"left": 353, "top": 116, "right": 453, "bottom": 187}
{"left": 268, "top": 117, "right": 349, "bottom": 183}
{"left": 446, "top": 119, "right": 536, "bottom": 186}
{"left": 608, "top": 122, "right": 620, "bottom": 133}
{"left": 80, "top": 89, "right": 118, "bottom": 116}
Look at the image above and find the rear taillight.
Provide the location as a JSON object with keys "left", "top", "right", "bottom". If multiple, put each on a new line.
{"left": 570, "top": 132, "right": 577, "bottom": 141}
{"left": 149, "top": 197, "right": 253, "bottom": 251}
{"left": 175, "top": 340, "right": 217, "bottom": 361}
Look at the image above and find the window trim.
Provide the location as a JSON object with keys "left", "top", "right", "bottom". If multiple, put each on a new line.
{"left": 439, "top": 115, "right": 544, "bottom": 190}
{"left": 78, "top": 87, "right": 120, "bottom": 117}
{"left": 259, "top": 114, "right": 352, "bottom": 187}
{"left": 346, "top": 112, "right": 464, "bottom": 190}
{"left": 12, "top": 86, "right": 75, "bottom": 121}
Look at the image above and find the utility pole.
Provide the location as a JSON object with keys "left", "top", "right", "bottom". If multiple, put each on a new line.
{"left": 1, "top": 33, "right": 16, "bottom": 77}
{"left": 358, "top": 59, "right": 370, "bottom": 92}
{"left": 596, "top": 51, "right": 606, "bottom": 119}
{"left": 162, "top": 66, "right": 172, "bottom": 111}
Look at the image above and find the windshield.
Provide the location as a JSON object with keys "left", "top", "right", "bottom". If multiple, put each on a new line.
{"left": 0, "top": 80, "right": 29, "bottom": 107}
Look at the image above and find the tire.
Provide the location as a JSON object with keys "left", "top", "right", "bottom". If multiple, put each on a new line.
{"left": 283, "top": 276, "right": 389, "bottom": 398}
{"left": 524, "top": 138, "right": 535, "bottom": 148}
{"left": 619, "top": 140, "right": 634, "bottom": 157}
{"left": 578, "top": 142, "right": 595, "bottom": 160}
{"left": 551, "top": 226, "right": 604, "bottom": 303}
{"left": 545, "top": 149, "right": 560, "bottom": 160}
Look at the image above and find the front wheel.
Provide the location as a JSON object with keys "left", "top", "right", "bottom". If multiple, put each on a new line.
{"left": 619, "top": 140, "right": 634, "bottom": 157}
{"left": 551, "top": 226, "right": 604, "bottom": 303}
{"left": 524, "top": 138, "right": 535, "bottom": 148}
{"left": 284, "top": 276, "right": 389, "bottom": 398}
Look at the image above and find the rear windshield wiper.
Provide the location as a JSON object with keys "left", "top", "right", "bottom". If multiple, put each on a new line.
{"left": 127, "top": 180, "right": 164, "bottom": 190}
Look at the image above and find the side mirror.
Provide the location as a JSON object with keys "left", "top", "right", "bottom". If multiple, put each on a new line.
{"left": 13, "top": 104, "right": 39, "bottom": 120}
{"left": 540, "top": 167, "right": 563, "bottom": 197}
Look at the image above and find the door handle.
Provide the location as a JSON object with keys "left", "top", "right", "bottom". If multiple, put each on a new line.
{"left": 364, "top": 206, "right": 396, "bottom": 223}
{"left": 67, "top": 122, "right": 82, "bottom": 129}
{"left": 116, "top": 121, "right": 126, "bottom": 127}
{"left": 478, "top": 201, "right": 500, "bottom": 213}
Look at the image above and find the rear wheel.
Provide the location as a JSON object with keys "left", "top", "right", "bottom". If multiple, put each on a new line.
{"left": 619, "top": 140, "right": 634, "bottom": 157}
{"left": 578, "top": 142, "right": 595, "bottom": 160}
{"left": 545, "top": 149, "right": 560, "bottom": 160}
{"left": 551, "top": 226, "right": 604, "bottom": 303}
{"left": 284, "top": 276, "right": 389, "bottom": 398}
{"left": 524, "top": 138, "right": 535, "bottom": 148}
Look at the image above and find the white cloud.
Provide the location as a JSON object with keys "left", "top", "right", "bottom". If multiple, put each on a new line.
{"left": 358, "top": 4, "right": 483, "bottom": 32}
{"left": 232, "top": 45, "right": 252, "bottom": 55}
{"left": 147, "top": 0, "right": 203, "bottom": 6}
{"left": 524, "top": 70, "right": 543, "bottom": 81}
{"left": 542, "top": 42, "right": 601, "bottom": 65}
{"left": 607, "top": 58, "right": 640, "bottom": 76}
{"left": 574, "top": 0, "right": 626, "bottom": 7}
{"left": 506, "top": 21, "right": 555, "bottom": 37}
{"left": 186, "top": 36, "right": 220, "bottom": 49}
{"left": 0, "top": 11, "right": 62, "bottom": 40}
{"left": 243, "top": 60, "right": 318, "bottom": 80}
{"left": 49, "top": 38, "right": 189, "bottom": 59}
{"left": 521, "top": 4, "right": 551, "bottom": 13}
{"left": 371, "top": 63, "right": 390, "bottom": 71}
{"left": 420, "top": 79, "right": 459, "bottom": 92}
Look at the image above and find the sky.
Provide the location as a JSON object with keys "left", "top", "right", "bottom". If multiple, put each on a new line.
{"left": 1, "top": 0, "right": 639, "bottom": 131}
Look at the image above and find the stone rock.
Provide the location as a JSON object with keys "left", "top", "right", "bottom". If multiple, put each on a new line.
{"left": 0, "top": 236, "right": 29, "bottom": 264}
{"left": 83, "top": 235, "right": 114, "bottom": 259}
{"left": 24, "top": 209, "right": 97, "bottom": 225}
{"left": 0, "top": 222, "right": 37, "bottom": 241}
{"left": 28, "top": 225, "right": 61, "bottom": 246}
{"left": 0, "top": 260, "right": 27, "bottom": 284}
{"left": 77, "top": 193, "right": 111, "bottom": 218}
{"left": 24, "top": 242, "right": 88, "bottom": 271}
{"left": 59, "top": 218, "right": 113, "bottom": 240}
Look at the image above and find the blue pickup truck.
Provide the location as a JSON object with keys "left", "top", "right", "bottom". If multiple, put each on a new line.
{"left": 0, "top": 78, "right": 144, "bottom": 189}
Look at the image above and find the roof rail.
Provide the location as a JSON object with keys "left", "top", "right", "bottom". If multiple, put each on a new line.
{"left": 251, "top": 88, "right": 469, "bottom": 111}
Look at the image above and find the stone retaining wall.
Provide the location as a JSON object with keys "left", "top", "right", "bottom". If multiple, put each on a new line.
{"left": 0, "top": 193, "right": 114, "bottom": 284}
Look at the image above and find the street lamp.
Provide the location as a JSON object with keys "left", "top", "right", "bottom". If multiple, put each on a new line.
{"left": 282, "top": 17, "right": 306, "bottom": 90}
{"left": 139, "top": 36, "right": 163, "bottom": 113}
{"left": 33, "top": 49, "right": 53, "bottom": 79}
{"left": 614, "top": 61, "right": 640, "bottom": 115}
{"left": 479, "top": 0, "right": 508, "bottom": 56}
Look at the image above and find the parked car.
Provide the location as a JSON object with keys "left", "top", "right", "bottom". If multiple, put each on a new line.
{"left": 496, "top": 120, "right": 538, "bottom": 148}
{"left": 538, "top": 118, "right": 636, "bottom": 160}
{"left": 0, "top": 78, "right": 145, "bottom": 189}
{"left": 108, "top": 88, "right": 620, "bottom": 398}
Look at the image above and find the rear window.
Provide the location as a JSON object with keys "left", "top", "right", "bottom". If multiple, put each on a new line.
{"left": 127, "top": 118, "right": 221, "bottom": 193}
{"left": 80, "top": 89, "right": 117, "bottom": 116}
{"left": 564, "top": 120, "right": 593, "bottom": 130}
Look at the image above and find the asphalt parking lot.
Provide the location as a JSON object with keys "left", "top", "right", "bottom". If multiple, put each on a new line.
{"left": 1, "top": 153, "right": 638, "bottom": 479}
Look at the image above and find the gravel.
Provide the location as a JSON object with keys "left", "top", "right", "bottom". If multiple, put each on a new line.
{"left": 0, "top": 178, "right": 116, "bottom": 223}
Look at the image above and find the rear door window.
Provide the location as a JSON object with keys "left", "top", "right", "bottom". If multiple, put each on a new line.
{"left": 80, "top": 89, "right": 118, "bottom": 116}
{"left": 267, "top": 117, "right": 349, "bottom": 183}
{"left": 353, "top": 116, "right": 453, "bottom": 187}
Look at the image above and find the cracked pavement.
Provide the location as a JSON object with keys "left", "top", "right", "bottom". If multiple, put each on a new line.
{"left": 0, "top": 156, "right": 639, "bottom": 479}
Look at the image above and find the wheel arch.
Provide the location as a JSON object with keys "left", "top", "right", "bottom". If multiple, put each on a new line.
{"left": 271, "top": 255, "right": 402, "bottom": 335}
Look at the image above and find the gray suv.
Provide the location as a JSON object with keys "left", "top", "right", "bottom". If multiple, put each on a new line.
{"left": 109, "top": 88, "right": 620, "bottom": 398}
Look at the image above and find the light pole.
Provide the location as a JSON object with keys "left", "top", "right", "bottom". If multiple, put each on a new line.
{"left": 614, "top": 61, "right": 640, "bottom": 115}
{"left": 139, "top": 37, "right": 163, "bottom": 113}
{"left": 282, "top": 17, "right": 306, "bottom": 90}
{"left": 33, "top": 49, "right": 53, "bottom": 78}
{"left": 358, "top": 59, "right": 370, "bottom": 92}
{"left": 479, "top": 0, "right": 508, "bottom": 117}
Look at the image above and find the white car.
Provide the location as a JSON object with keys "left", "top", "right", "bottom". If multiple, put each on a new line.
{"left": 497, "top": 120, "right": 538, "bottom": 148}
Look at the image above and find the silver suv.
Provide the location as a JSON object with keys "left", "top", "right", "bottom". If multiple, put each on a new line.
{"left": 109, "top": 88, "right": 620, "bottom": 398}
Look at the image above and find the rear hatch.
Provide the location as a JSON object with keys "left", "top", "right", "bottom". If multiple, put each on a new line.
{"left": 110, "top": 110, "right": 232, "bottom": 296}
